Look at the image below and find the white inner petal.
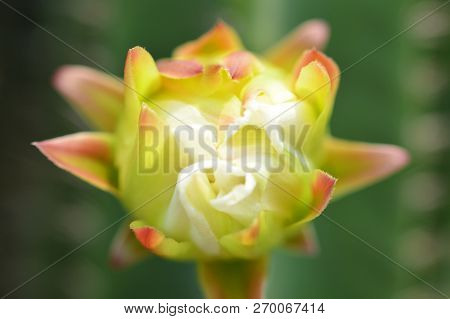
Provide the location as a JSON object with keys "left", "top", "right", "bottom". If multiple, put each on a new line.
{"left": 210, "top": 163, "right": 261, "bottom": 225}
{"left": 163, "top": 100, "right": 217, "bottom": 162}
{"left": 164, "top": 161, "right": 221, "bottom": 255}
{"left": 163, "top": 160, "right": 265, "bottom": 254}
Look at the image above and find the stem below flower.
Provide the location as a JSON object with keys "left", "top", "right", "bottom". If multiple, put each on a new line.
{"left": 197, "top": 257, "right": 268, "bottom": 299}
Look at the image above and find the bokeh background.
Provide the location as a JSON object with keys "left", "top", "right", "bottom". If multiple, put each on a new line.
{"left": 0, "top": 0, "right": 448, "bottom": 298}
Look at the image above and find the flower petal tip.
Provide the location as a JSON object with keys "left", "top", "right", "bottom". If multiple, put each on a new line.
{"left": 366, "top": 144, "right": 410, "bottom": 180}
{"left": 139, "top": 103, "right": 161, "bottom": 127}
{"left": 384, "top": 145, "right": 410, "bottom": 170}
{"left": 294, "top": 49, "right": 340, "bottom": 93}
{"left": 296, "top": 19, "right": 330, "bottom": 48}
{"left": 265, "top": 19, "right": 330, "bottom": 71}
{"left": 312, "top": 170, "right": 337, "bottom": 213}
{"left": 173, "top": 20, "right": 242, "bottom": 59}
{"left": 130, "top": 224, "right": 164, "bottom": 250}
{"left": 322, "top": 138, "right": 410, "bottom": 197}
{"left": 124, "top": 46, "right": 160, "bottom": 101}
{"left": 157, "top": 59, "right": 203, "bottom": 79}
{"left": 33, "top": 133, "right": 116, "bottom": 193}
{"left": 224, "top": 51, "right": 257, "bottom": 80}
{"left": 127, "top": 46, "right": 147, "bottom": 59}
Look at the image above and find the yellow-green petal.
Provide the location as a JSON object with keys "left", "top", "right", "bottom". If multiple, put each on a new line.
{"left": 295, "top": 50, "right": 340, "bottom": 162}
{"left": 116, "top": 46, "right": 161, "bottom": 167}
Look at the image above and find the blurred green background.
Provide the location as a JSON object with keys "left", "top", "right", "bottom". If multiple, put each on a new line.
{"left": 0, "top": 0, "right": 448, "bottom": 298}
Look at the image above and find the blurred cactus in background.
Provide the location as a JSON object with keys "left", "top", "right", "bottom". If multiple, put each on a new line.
{"left": 397, "top": 0, "right": 449, "bottom": 298}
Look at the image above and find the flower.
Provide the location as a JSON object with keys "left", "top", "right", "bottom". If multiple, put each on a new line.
{"left": 34, "top": 20, "right": 409, "bottom": 298}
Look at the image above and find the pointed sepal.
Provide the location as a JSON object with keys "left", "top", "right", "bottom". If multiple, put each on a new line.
{"left": 174, "top": 21, "right": 242, "bottom": 60}
{"left": 33, "top": 132, "right": 116, "bottom": 193}
{"left": 197, "top": 257, "right": 267, "bottom": 298}
{"left": 284, "top": 224, "right": 319, "bottom": 256}
{"left": 265, "top": 19, "right": 329, "bottom": 71}
{"left": 320, "top": 137, "right": 409, "bottom": 197}
{"left": 53, "top": 65, "right": 124, "bottom": 131}
{"left": 109, "top": 222, "right": 148, "bottom": 269}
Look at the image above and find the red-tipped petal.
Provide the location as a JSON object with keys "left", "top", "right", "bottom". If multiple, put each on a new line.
{"left": 265, "top": 19, "right": 329, "bottom": 71}
{"left": 130, "top": 221, "right": 201, "bottom": 260}
{"left": 293, "top": 60, "right": 331, "bottom": 109}
{"left": 240, "top": 219, "right": 260, "bottom": 246}
{"left": 294, "top": 50, "right": 340, "bottom": 162}
{"left": 293, "top": 49, "right": 340, "bottom": 95}
{"left": 132, "top": 225, "right": 164, "bottom": 250}
{"left": 33, "top": 132, "right": 116, "bottom": 193}
{"left": 139, "top": 103, "right": 161, "bottom": 127}
{"left": 286, "top": 170, "right": 336, "bottom": 231}
{"left": 124, "top": 46, "right": 160, "bottom": 97}
{"left": 174, "top": 21, "right": 242, "bottom": 59}
{"left": 224, "top": 51, "right": 258, "bottom": 80}
{"left": 311, "top": 170, "right": 336, "bottom": 215}
{"left": 157, "top": 59, "right": 203, "bottom": 79}
{"left": 53, "top": 65, "right": 124, "bottom": 131}
{"left": 158, "top": 63, "right": 232, "bottom": 97}
{"left": 321, "top": 137, "right": 409, "bottom": 197}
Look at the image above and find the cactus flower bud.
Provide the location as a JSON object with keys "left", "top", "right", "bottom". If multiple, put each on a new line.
{"left": 34, "top": 20, "right": 408, "bottom": 298}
